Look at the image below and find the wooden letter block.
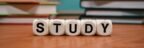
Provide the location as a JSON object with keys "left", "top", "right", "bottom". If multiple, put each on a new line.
{"left": 96, "top": 20, "right": 112, "bottom": 36}
{"left": 32, "top": 19, "right": 113, "bottom": 36}
{"left": 33, "top": 19, "right": 49, "bottom": 36}
{"left": 81, "top": 19, "right": 96, "bottom": 36}
{"left": 49, "top": 19, "right": 65, "bottom": 35}
{"left": 65, "top": 20, "right": 81, "bottom": 36}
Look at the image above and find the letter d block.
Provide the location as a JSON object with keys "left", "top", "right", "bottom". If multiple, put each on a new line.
{"left": 96, "top": 20, "right": 112, "bottom": 36}
{"left": 49, "top": 19, "right": 65, "bottom": 35}
{"left": 33, "top": 19, "right": 49, "bottom": 36}
{"left": 65, "top": 20, "right": 81, "bottom": 36}
{"left": 81, "top": 19, "right": 96, "bottom": 36}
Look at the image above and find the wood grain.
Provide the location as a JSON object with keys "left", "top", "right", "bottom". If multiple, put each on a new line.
{"left": 0, "top": 24, "right": 144, "bottom": 48}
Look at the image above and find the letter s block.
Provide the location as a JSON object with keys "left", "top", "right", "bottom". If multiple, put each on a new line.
{"left": 49, "top": 19, "right": 65, "bottom": 35}
{"left": 65, "top": 20, "right": 81, "bottom": 36}
{"left": 96, "top": 20, "right": 112, "bottom": 36}
{"left": 33, "top": 19, "right": 49, "bottom": 36}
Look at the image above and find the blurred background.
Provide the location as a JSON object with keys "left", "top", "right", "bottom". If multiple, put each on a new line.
{"left": 0, "top": 0, "right": 143, "bottom": 24}
{"left": 0, "top": 0, "right": 144, "bottom": 48}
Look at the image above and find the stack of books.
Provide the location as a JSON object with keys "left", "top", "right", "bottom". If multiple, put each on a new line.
{"left": 79, "top": 0, "right": 144, "bottom": 24}
{"left": 0, "top": 0, "right": 59, "bottom": 24}
{"left": 7, "top": 0, "right": 58, "bottom": 15}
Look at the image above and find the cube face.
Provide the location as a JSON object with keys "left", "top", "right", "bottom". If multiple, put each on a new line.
{"left": 81, "top": 19, "right": 96, "bottom": 36}
{"left": 49, "top": 19, "right": 65, "bottom": 35}
{"left": 65, "top": 20, "right": 81, "bottom": 36}
{"left": 33, "top": 19, "right": 49, "bottom": 36}
{"left": 96, "top": 20, "right": 112, "bottom": 36}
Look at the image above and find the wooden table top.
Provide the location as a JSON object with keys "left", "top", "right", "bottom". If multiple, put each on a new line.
{"left": 0, "top": 24, "right": 144, "bottom": 48}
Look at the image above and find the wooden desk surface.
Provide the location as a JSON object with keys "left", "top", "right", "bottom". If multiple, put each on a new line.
{"left": 0, "top": 24, "right": 144, "bottom": 48}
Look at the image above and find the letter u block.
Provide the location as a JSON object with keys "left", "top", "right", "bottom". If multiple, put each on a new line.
{"left": 65, "top": 20, "right": 81, "bottom": 36}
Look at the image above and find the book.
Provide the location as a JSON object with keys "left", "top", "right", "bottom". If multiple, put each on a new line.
{"left": 0, "top": 15, "right": 49, "bottom": 24}
{"left": 0, "top": 0, "right": 37, "bottom": 3}
{"left": 80, "top": 15, "right": 144, "bottom": 24}
{"left": 81, "top": 1, "right": 144, "bottom": 9}
{"left": 80, "top": 0, "right": 144, "bottom": 24}
{"left": 86, "top": 10, "right": 144, "bottom": 16}
{"left": 0, "top": 0, "right": 59, "bottom": 15}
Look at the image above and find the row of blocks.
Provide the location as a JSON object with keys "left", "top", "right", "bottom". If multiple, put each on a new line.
{"left": 33, "top": 19, "right": 112, "bottom": 36}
